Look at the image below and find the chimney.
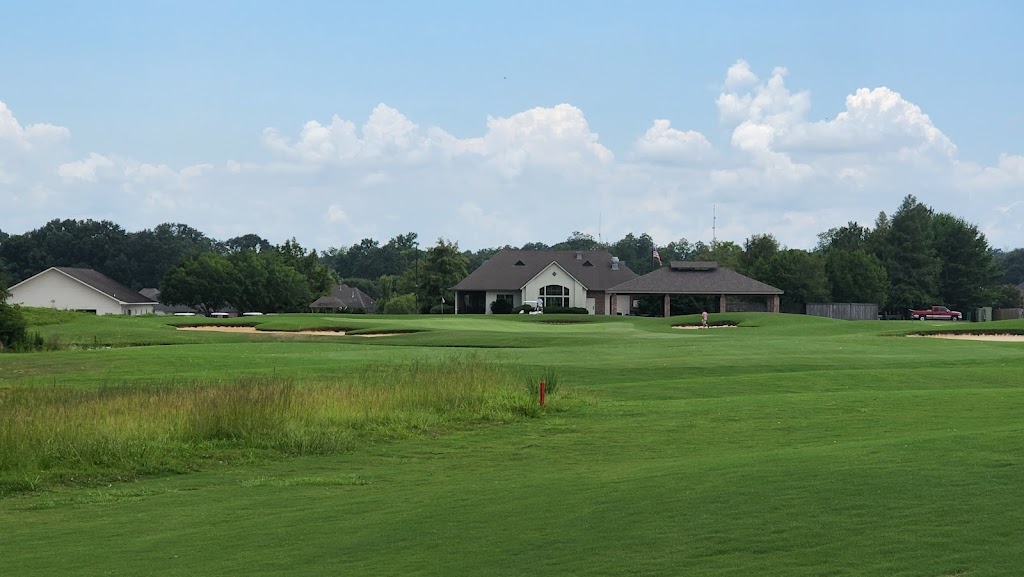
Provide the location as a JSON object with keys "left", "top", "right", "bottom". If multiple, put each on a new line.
{"left": 611, "top": 256, "right": 619, "bottom": 271}
{"left": 575, "top": 251, "right": 583, "bottom": 260}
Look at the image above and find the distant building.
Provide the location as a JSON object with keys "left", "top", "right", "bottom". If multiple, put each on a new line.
{"left": 452, "top": 249, "right": 638, "bottom": 314}
{"left": 310, "top": 284, "right": 376, "bottom": 313}
{"left": 6, "top": 267, "right": 156, "bottom": 315}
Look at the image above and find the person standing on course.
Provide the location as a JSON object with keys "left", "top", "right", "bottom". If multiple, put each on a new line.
{"left": 701, "top": 310, "right": 708, "bottom": 328}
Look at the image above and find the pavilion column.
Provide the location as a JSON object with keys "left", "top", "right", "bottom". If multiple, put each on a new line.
{"left": 663, "top": 294, "right": 671, "bottom": 318}
{"left": 609, "top": 293, "right": 618, "bottom": 315}
{"left": 719, "top": 294, "right": 727, "bottom": 313}
{"left": 768, "top": 295, "right": 780, "bottom": 313}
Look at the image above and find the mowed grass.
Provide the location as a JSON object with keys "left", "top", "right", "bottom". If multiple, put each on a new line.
{"left": 2, "top": 312, "right": 1024, "bottom": 576}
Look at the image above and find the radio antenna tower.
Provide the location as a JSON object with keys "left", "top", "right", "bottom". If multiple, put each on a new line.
{"left": 712, "top": 204, "right": 717, "bottom": 247}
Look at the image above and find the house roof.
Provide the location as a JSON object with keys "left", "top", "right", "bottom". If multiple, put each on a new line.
{"left": 452, "top": 249, "right": 639, "bottom": 292}
{"left": 12, "top": 267, "right": 156, "bottom": 304}
{"left": 311, "top": 284, "right": 376, "bottom": 311}
{"left": 140, "top": 288, "right": 200, "bottom": 314}
{"left": 607, "top": 261, "right": 783, "bottom": 295}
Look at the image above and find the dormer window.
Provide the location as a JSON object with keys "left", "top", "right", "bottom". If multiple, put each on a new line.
{"left": 514, "top": 260, "right": 526, "bottom": 266}
{"left": 582, "top": 260, "right": 593, "bottom": 267}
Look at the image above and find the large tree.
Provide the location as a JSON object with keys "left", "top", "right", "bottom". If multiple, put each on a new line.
{"left": 932, "top": 213, "right": 999, "bottom": 311}
{"left": 994, "top": 248, "right": 1024, "bottom": 286}
{"left": 159, "top": 252, "right": 238, "bottom": 316}
{"left": 611, "top": 233, "right": 658, "bottom": 275}
{"left": 228, "top": 250, "right": 313, "bottom": 313}
{"left": 751, "top": 249, "right": 830, "bottom": 310}
{"left": 884, "top": 196, "right": 940, "bottom": 311}
{"left": 825, "top": 250, "right": 888, "bottom": 305}
{"left": 419, "top": 239, "right": 469, "bottom": 312}
{"left": 740, "top": 234, "right": 780, "bottom": 275}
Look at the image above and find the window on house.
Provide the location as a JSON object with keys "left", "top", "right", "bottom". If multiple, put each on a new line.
{"left": 539, "top": 284, "right": 569, "bottom": 308}
{"left": 496, "top": 293, "right": 514, "bottom": 303}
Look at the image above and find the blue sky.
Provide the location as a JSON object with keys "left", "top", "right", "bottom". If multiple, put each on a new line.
{"left": 2, "top": 1, "right": 1023, "bottom": 252}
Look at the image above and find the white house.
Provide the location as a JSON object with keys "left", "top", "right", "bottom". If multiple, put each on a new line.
{"left": 451, "top": 250, "right": 638, "bottom": 314}
{"left": 6, "top": 267, "right": 157, "bottom": 315}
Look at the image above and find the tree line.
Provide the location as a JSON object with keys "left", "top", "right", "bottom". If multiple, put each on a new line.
{"left": 1, "top": 194, "right": 1023, "bottom": 317}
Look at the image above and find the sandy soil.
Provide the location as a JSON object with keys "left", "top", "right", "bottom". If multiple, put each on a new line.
{"left": 908, "top": 333, "right": 1024, "bottom": 342}
{"left": 672, "top": 325, "right": 736, "bottom": 330}
{"left": 175, "top": 326, "right": 402, "bottom": 337}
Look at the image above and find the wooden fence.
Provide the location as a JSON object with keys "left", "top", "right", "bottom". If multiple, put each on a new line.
{"left": 806, "top": 303, "right": 879, "bottom": 321}
{"left": 993, "top": 308, "right": 1024, "bottom": 321}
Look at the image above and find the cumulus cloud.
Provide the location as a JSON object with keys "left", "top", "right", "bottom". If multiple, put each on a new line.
{"left": 631, "top": 119, "right": 714, "bottom": 164}
{"left": 58, "top": 153, "right": 116, "bottom": 182}
{"left": 3, "top": 62, "right": 1024, "bottom": 254}
{"left": 0, "top": 101, "right": 69, "bottom": 150}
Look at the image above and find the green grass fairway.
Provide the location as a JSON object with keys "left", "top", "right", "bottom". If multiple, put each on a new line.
{"left": 3, "top": 312, "right": 1024, "bottom": 576}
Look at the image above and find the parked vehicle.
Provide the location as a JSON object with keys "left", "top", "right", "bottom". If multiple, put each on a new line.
{"left": 909, "top": 305, "right": 962, "bottom": 321}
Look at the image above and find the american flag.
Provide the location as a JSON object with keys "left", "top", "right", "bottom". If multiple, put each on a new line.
{"left": 652, "top": 249, "right": 662, "bottom": 266}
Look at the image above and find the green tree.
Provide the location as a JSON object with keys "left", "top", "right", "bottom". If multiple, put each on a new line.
{"left": 884, "top": 196, "right": 940, "bottom": 311}
{"left": 0, "top": 301, "right": 27, "bottom": 351}
{"left": 740, "top": 234, "right": 780, "bottom": 275}
{"left": 552, "top": 231, "right": 603, "bottom": 251}
{"left": 159, "top": 252, "right": 238, "bottom": 316}
{"left": 817, "top": 222, "right": 869, "bottom": 254}
{"left": 224, "top": 233, "right": 273, "bottom": 253}
{"left": 419, "top": 239, "right": 469, "bottom": 313}
{"left": 994, "top": 248, "right": 1024, "bottom": 286}
{"left": 125, "top": 223, "right": 218, "bottom": 289}
{"left": 751, "top": 250, "right": 830, "bottom": 310}
{"left": 991, "top": 284, "right": 1024, "bottom": 308}
{"left": 382, "top": 293, "right": 417, "bottom": 315}
{"left": 932, "top": 213, "right": 999, "bottom": 311}
{"left": 825, "top": 250, "right": 888, "bottom": 305}
{"left": 375, "top": 275, "right": 398, "bottom": 312}
{"left": 610, "top": 233, "right": 658, "bottom": 274}
{"left": 228, "top": 251, "right": 312, "bottom": 313}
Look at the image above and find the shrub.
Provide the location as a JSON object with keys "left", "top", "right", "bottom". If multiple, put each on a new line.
{"left": 0, "top": 303, "right": 28, "bottom": 351}
{"left": 541, "top": 306, "right": 589, "bottom": 315}
{"left": 511, "top": 304, "right": 535, "bottom": 314}
{"left": 429, "top": 304, "right": 456, "bottom": 314}
{"left": 383, "top": 294, "right": 417, "bottom": 315}
{"left": 490, "top": 299, "right": 514, "bottom": 314}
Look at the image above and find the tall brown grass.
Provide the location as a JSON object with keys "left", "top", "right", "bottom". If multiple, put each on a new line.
{"left": 0, "top": 358, "right": 563, "bottom": 495}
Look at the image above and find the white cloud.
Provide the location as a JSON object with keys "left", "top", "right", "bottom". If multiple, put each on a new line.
{"left": 631, "top": 119, "right": 714, "bottom": 164}
{"left": 58, "top": 153, "right": 116, "bottom": 182}
{"left": 0, "top": 101, "right": 69, "bottom": 150}
{"left": 723, "top": 59, "right": 758, "bottom": 90}
{"left": 3, "top": 63, "right": 1024, "bottom": 254}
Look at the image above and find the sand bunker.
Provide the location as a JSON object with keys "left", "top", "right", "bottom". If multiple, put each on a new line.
{"left": 909, "top": 333, "right": 1024, "bottom": 342}
{"left": 176, "top": 326, "right": 401, "bottom": 337}
{"left": 672, "top": 325, "right": 737, "bottom": 330}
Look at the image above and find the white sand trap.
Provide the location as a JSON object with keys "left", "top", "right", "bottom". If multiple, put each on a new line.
{"left": 909, "top": 333, "right": 1024, "bottom": 342}
{"left": 175, "top": 326, "right": 404, "bottom": 337}
{"left": 176, "top": 326, "right": 346, "bottom": 336}
{"left": 672, "top": 325, "right": 737, "bottom": 330}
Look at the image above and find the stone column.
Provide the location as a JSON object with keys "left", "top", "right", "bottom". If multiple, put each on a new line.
{"left": 768, "top": 295, "right": 780, "bottom": 313}
{"left": 663, "top": 294, "right": 671, "bottom": 318}
{"left": 609, "top": 293, "right": 617, "bottom": 315}
{"left": 719, "top": 294, "right": 727, "bottom": 313}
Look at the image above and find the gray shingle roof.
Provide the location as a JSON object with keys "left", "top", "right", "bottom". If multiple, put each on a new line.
{"left": 311, "top": 284, "right": 376, "bottom": 312}
{"left": 453, "top": 249, "right": 638, "bottom": 292}
{"left": 608, "top": 265, "right": 783, "bottom": 295}
{"left": 55, "top": 267, "right": 156, "bottom": 303}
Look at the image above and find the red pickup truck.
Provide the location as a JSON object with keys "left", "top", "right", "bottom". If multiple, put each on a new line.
{"left": 909, "top": 306, "right": 962, "bottom": 321}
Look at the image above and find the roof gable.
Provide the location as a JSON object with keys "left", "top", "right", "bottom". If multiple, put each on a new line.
{"left": 608, "top": 265, "right": 783, "bottom": 295}
{"left": 452, "top": 249, "right": 639, "bottom": 292}
{"left": 13, "top": 267, "right": 155, "bottom": 304}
